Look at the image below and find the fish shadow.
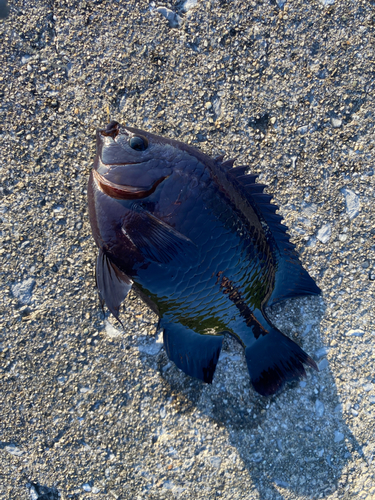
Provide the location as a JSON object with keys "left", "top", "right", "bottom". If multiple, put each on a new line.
{"left": 146, "top": 295, "right": 363, "bottom": 499}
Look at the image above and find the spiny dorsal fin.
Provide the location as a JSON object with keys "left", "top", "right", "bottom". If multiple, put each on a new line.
{"left": 226, "top": 169, "right": 321, "bottom": 305}
{"left": 220, "top": 158, "right": 236, "bottom": 169}
{"left": 227, "top": 165, "right": 249, "bottom": 177}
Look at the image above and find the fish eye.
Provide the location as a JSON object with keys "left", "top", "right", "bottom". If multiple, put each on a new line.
{"left": 129, "top": 136, "right": 148, "bottom": 151}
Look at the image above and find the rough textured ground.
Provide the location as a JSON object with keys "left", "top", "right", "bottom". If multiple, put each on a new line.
{"left": 1, "top": 0, "right": 375, "bottom": 498}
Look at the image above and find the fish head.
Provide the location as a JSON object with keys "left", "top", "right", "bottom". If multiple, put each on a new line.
{"left": 93, "top": 121, "right": 210, "bottom": 201}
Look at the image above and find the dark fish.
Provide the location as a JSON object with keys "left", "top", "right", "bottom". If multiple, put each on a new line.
{"left": 88, "top": 121, "right": 321, "bottom": 396}
{"left": 0, "top": 0, "right": 9, "bottom": 19}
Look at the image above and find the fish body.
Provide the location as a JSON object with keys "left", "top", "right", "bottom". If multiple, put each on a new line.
{"left": 88, "top": 121, "right": 321, "bottom": 396}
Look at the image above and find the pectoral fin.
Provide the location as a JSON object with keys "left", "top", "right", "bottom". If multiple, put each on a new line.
{"left": 124, "top": 209, "right": 197, "bottom": 265}
{"left": 96, "top": 250, "right": 132, "bottom": 323}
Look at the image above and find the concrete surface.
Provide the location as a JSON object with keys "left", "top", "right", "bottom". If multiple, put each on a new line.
{"left": 0, "top": 0, "right": 375, "bottom": 498}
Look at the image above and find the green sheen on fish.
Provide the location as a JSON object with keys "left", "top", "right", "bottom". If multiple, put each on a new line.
{"left": 88, "top": 121, "right": 321, "bottom": 396}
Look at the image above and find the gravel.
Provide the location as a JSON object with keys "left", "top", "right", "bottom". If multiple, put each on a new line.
{"left": 1, "top": 0, "right": 375, "bottom": 499}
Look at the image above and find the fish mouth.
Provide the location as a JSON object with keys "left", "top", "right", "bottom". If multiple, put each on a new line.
{"left": 93, "top": 169, "right": 168, "bottom": 200}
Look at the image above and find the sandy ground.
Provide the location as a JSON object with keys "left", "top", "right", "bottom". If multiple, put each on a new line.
{"left": 1, "top": 0, "right": 375, "bottom": 498}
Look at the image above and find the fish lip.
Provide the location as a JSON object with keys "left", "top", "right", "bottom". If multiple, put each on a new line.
{"left": 93, "top": 169, "right": 168, "bottom": 200}
{"left": 97, "top": 157, "right": 141, "bottom": 173}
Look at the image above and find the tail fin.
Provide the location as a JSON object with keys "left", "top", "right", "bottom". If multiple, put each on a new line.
{"left": 245, "top": 329, "right": 318, "bottom": 396}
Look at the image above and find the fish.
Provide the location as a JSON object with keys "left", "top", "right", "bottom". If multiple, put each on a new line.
{"left": 88, "top": 121, "right": 321, "bottom": 396}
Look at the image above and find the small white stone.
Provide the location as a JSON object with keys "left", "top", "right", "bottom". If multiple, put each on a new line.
{"left": 346, "top": 329, "right": 365, "bottom": 337}
{"left": 315, "top": 347, "right": 329, "bottom": 359}
{"left": 318, "top": 358, "right": 329, "bottom": 371}
{"left": 160, "top": 406, "right": 167, "bottom": 418}
{"left": 29, "top": 486, "right": 39, "bottom": 500}
{"left": 11, "top": 278, "right": 35, "bottom": 304}
{"left": 317, "top": 223, "right": 331, "bottom": 244}
{"left": 315, "top": 399, "right": 325, "bottom": 417}
{"left": 183, "top": 0, "right": 198, "bottom": 11}
{"left": 118, "top": 95, "right": 126, "bottom": 112}
{"left": 5, "top": 444, "right": 23, "bottom": 456}
{"left": 138, "top": 330, "right": 163, "bottom": 355}
{"left": 209, "top": 456, "right": 222, "bottom": 467}
{"left": 334, "top": 431, "right": 344, "bottom": 442}
{"left": 156, "top": 7, "right": 181, "bottom": 28}
{"left": 331, "top": 117, "right": 342, "bottom": 128}
{"left": 105, "top": 320, "right": 122, "bottom": 338}
{"left": 82, "top": 484, "right": 92, "bottom": 492}
{"left": 341, "top": 188, "right": 360, "bottom": 219}
{"left": 205, "top": 101, "right": 212, "bottom": 110}
{"left": 297, "top": 125, "right": 308, "bottom": 135}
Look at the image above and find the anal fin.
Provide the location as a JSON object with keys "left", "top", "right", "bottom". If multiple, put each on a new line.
{"left": 161, "top": 320, "right": 223, "bottom": 383}
{"left": 96, "top": 250, "right": 132, "bottom": 324}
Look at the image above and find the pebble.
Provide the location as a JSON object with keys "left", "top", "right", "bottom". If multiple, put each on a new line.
{"left": 334, "top": 404, "right": 343, "bottom": 413}
{"left": 363, "top": 383, "right": 373, "bottom": 392}
{"left": 29, "top": 485, "right": 39, "bottom": 500}
{"left": 138, "top": 331, "right": 163, "bottom": 355}
{"left": 316, "top": 223, "right": 332, "bottom": 244}
{"left": 297, "top": 125, "right": 309, "bottom": 135}
{"left": 11, "top": 278, "right": 35, "bottom": 304}
{"left": 315, "top": 347, "right": 329, "bottom": 359}
{"left": 274, "top": 478, "right": 289, "bottom": 488}
{"left": 315, "top": 399, "right": 325, "bottom": 417}
{"left": 104, "top": 320, "right": 122, "bottom": 339}
{"left": 119, "top": 95, "right": 126, "bottom": 112}
{"left": 160, "top": 406, "right": 167, "bottom": 418}
{"left": 182, "top": 0, "right": 198, "bottom": 11}
{"left": 156, "top": 7, "right": 182, "bottom": 28}
{"left": 209, "top": 456, "right": 222, "bottom": 468}
{"left": 212, "top": 97, "right": 221, "bottom": 116}
{"left": 318, "top": 358, "right": 329, "bottom": 371}
{"left": 331, "top": 117, "right": 342, "bottom": 128}
{"left": 82, "top": 484, "right": 92, "bottom": 492}
{"left": 346, "top": 329, "right": 365, "bottom": 337}
{"left": 341, "top": 188, "right": 360, "bottom": 219}
{"left": 368, "top": 396, "right": 375, "bottom": 404}
{"left": 5, "top": 444, "right": 23, "bottom": 456}
{"left": 21, "top": 54, "right": 32, "bottom": 65}
{"left": 334, "top": 431, "right": 344, "bottom": 443}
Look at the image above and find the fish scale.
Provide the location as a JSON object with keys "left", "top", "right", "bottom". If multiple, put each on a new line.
{"left": 88, "top": 121, "right": 321, "bottom": 396}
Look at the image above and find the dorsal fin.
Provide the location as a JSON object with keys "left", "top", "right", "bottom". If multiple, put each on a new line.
{"left": 214, "top": 154, "right": 225, "bottom": 164}
{"left": 225, "top": 169, "right": 321, "bottom": 305}
{"left": 220, "top": 158, "right": 236, "bottom": 169}
{"left": 227, "top": 165, "right": 249, "bottom": 177}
